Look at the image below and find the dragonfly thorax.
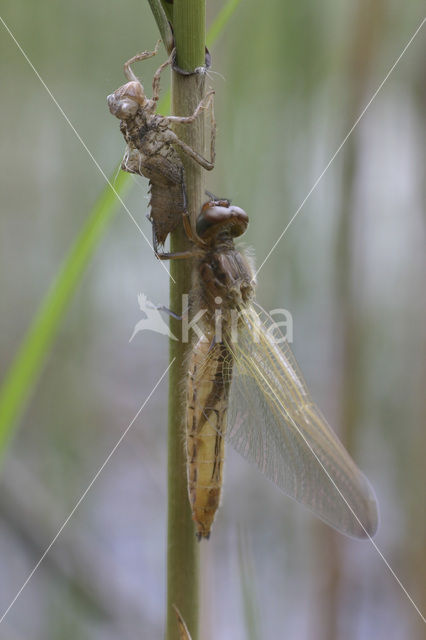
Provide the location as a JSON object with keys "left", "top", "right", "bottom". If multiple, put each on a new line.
{"left": 198, "top": 246, "right": 255, "bottom": 317}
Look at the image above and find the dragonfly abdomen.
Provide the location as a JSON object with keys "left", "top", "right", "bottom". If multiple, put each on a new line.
{"left": 186, "top": 336, "right": 232, "bottom": 539}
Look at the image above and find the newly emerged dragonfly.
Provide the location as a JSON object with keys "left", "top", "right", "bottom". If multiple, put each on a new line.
{"left": 164, "top": 195, "right": 379, "bottom": 540}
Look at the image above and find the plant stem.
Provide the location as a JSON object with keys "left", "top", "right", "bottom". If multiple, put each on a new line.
{"left": 147, "top": 0, "right": 174, "bottom": 53}
{"left": 166, "top": 2, "right": 206, "bottom": 639}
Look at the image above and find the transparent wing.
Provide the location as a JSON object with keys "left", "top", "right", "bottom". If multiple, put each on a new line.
{"left": 224, "top": 306, "right": 378, "bottom": 538}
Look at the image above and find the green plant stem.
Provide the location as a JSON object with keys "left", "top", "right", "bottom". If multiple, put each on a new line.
{"left": 173, "top": 0, "right": 206, "bottom": 71}
{"left": 166, "top": 2, "right": 206, "bottom": 639}
{"left": 147, "top": 0, "right": 174, "bottom": 53}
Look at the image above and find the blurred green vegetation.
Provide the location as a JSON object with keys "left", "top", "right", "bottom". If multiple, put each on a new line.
{"left": 0, "top": 1, "right": 425, "bottom": 639}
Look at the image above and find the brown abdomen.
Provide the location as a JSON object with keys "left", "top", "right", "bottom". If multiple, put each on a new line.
{"left": 148, "top": 179, "right": 186, "bottom": 246}
{"left": 186, "top": 336, "right": 232, "bottom": 539}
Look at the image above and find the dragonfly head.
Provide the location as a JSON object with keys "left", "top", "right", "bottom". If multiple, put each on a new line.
{"left": 196, "top": 198, "right": 249, "bottom": 242}
{"left": 107, "top": 81, "right": 148, "bottom": 120}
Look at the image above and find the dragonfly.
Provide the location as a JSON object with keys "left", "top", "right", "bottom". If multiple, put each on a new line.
{"left": 162, "top": 194, "right": 379, "bottom": 540}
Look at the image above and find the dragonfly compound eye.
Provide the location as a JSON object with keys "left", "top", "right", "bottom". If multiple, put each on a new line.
{"left": 196, "top": 203, "right": 249, "bottom": 240}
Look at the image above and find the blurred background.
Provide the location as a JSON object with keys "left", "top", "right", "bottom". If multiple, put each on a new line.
{"left": 0, "top": 1, "right": 425, "bottom": 638}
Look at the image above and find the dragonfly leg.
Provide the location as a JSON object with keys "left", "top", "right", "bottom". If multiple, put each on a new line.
{"left": 151, "top": 48, "right": 174, "bottom": 103}
{"left": 178, "top": 180, "right": 206, "bottom": 247}
{"left": 156, "top": 249, "right": 198, "bottom": 260}
{"left": 149, "top": 304, "right": 184, "bottom": 321}
{"left": 166, "top": 90, "right": 214, "bottom": 126}
{"left": 164, "top": 91, "right": 216, "bottom": 170}
{"left": 146, "top": 294, "right": 189, "bottom": 321}
{"left": 182, "top": 210, "right": 207, "bottom": 248}
{"left": 123, "top": 40, "right": 161, "bottom": 83}
{"left": 165, "top": 129, "right": 215, "bottom": 171}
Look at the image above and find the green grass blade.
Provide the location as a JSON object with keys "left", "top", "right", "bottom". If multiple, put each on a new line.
{"left": 206, "top": 0, "right": 242, "bottom": 48}
{"left": 0, "top": 169, "right": 130, "bottom": 453}
{"left": 0, "top": 0, "right": 243, "bottom": 458}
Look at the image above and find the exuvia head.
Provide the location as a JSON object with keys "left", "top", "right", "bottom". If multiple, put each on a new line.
{"left": 107, "top": 80, "right": 148, "bottom": 120}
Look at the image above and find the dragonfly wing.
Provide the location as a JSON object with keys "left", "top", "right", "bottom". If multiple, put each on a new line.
{"left": 225, "top": 308, "right": 378, "bottom": 539}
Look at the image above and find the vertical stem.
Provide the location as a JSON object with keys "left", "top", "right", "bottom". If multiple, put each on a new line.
{"left": 166, "top": 2, "right": 206, "bottom": 639}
